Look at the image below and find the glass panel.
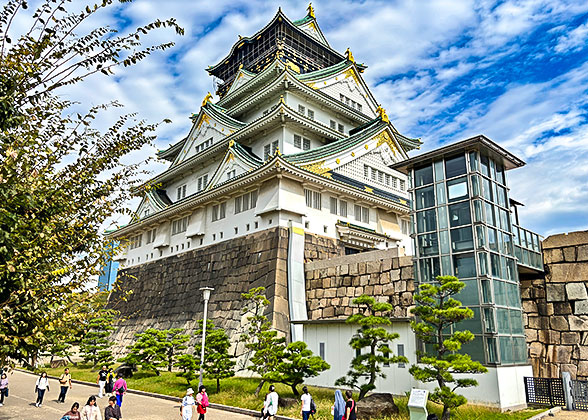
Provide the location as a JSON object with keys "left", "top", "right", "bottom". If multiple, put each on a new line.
{"left": 513, "top": 337, "right": 528, "bottom": 363}
{"left": 481, "top": 278, "right": 493, "bottom": 303}
{"left": 500, "top": 256, "right": 508, "bottom": 281}
{"left": 469, "top": 151, "right": 478, "bottom": 172}
{"left": 507, "top": 282, "right": 521, "bottom": 308}
{"left": 506, "top": 258, "right": 517, "bottom": 281}
{"left": 491, "top": 253, "right": 501, "bottom": 279}
{"left": 482, "top": 177, "right": 493, "bottom": 201}
{"left": 503, "top": 233, "right": 512, "bottom": 255}
{"left": 439, "top": 230, "right": 450, "bottom": 254}
{"left": 510, "top": 310, "right": 524, "bottom": 334}
{"left": 471, "top": 175, "right": 481, "bottom": 197}
{"left": 441, "top": 255, "right": 452, "bottom": 276}
{"left": 456, "top": 307, "right": 482, "bottom": 334}
{"left": 513, "top": 226, "right": 520, "bottom": 246}
{"left": 490, "top": 159, "right": 496, "bottom": 180}
{"left": 499, "top": 336, "right": 514, "bottom": 364}
{"left": 460, "top": 336, "right": 485, "bottom": 363}
{"left": 496, "top": 163, "right": 505, "bottom": 185}
{"left": 419, "top": 257, "right": 440, "bottom": 282}
{"left": 434, "top": 160, "right": 445, "bottom": 182}
{"left": 496, "top": 308, "right": 511, "bottom": 333}
{"left": 500, "top": 209, "right": 510, "bottom": 231}
{"left": 488, "top": 228, "right": 498, "bottom": 252}
{"left": 494, "top": 280, "right": 508, "bottom": 306}
{"left": 485, "top": 202, "right": 495, "bottom": 226}
{"left": 497, "top": 185, "right": 507, "bottom": 208}
{"left": 476, "top": 225, "right": 486, "bottom": 248}
{"left": 480, "top": 155, "right": 490, "bottom": 177}
{"left": 453, "top": 253, "right": 476, "bottom": 278}
{"left": 449, "top": 201, "right": 471, "bottom": 227}
{"left": 447, "top": 177, "right": 468, "bottom": 202}
{"left": 478, "top": 251, "right": 489, "bottom": 276}
{"left": 437, "top": 206, "right": 448, "bottom": 229}
{"left": 414, "top": 165, "right": 433, "bottom": 187}
{"left": 415, "top": 186, "right": 435, "bottom": 210}
{"left": 416, "top": 209, "right": 437, "bottom": 233}
{"left": 436, "top": 182, "right": 446, "bottom": 205}
{"left": 486, "top": 337, "right": 498, "bottom": 363}
{"left": 483, "top": 307, "right": 496, "bottom": 333}
{"left": 473, "top": 199, "right": 484, "bottom": 223}
{"left": 451, "top": 226, "right": 474, "bottom": 252}
{"left": 418, "top": 233, "right": 439, "bottom": 256}
{"left": 445, "top": 155, "right": 467, "bottom": 179}
{"left": 457, "top": 279, "right": 479, "bottom": 306}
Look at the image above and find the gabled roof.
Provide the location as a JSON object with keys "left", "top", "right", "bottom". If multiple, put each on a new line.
{"left": 205, "top": 140, "right": 264, "bottom": 192}
{"left": 224, "top": 67, "right": 257, "bottom": 97}
{"left": 292, "top": 12, "right": 329, "bottom": 46}
{"left": 157, "top": 136, "right": 187, "bottom": 162}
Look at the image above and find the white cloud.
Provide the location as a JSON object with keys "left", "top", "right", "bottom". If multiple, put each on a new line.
{"left": 554, "top": 22, "right": 588, "bottom": 53}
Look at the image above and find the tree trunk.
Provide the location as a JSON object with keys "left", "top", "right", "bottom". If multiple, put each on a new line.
{"left": 358, "top": 388, "right": 368, "bottom": 401}
{"left": 441, "top": 406, "right": 450, "bottom": 420}
{"left": 291, "top": 383, "right": 299, "bottom": 397}
{"left": 254, "top": 379, "right": 265, "bottom": 397}
{"left": 217, "top": 378, "right": 220, "bottom": 393}
{"left": 66, "top": 355, "right": 77, "bottom": 366}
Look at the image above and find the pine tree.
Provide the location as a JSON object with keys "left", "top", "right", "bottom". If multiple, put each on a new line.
{"left": 195, "top": 320, "right": 235, "bottom": 392}
{"left": 265, "top": 341, "right": 330, "bottom": 397}
{"left": 410, "top": 275, "right": 488, "bottom": 420}
{"left": 79, "top": 311, "right": 116, "bottom": 367}
{"left": 175, "top": 354, "right": 199, "bottom": 385}
{"left": 164, "top": 328, "right": 190, "bottom": 372}
{"left": 239, "top": 287, "right": 286, "bottom": 396}
{"left": 335, "top": 295, "right": 408, "bottom": 401}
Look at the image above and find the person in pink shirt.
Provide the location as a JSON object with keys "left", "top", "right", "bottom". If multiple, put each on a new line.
{"left": 195, "top": 385, "right": 209, "bottom": 420}
{"left": 112, "top": 373, "right": 127, "bottom": 407}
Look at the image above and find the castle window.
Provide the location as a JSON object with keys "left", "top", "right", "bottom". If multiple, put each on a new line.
{"left": 197, "top": 174, "right": 208, "bottom": 192}
{"left": 272, "top": 140, "right": 278, "bottom": 154}
{"left": 176, "top": 184, "right": 186, "bottom": 200}
{"left": 145, "top": 228, "right": 157, "bottom": 244}
{"left": 255, "top": 221, "right": 259, "bottom": 229}
{"left": 357, "top": 104, "right": 362, "bottom": 112}
{"left": 144, "top": 208, "right": 150, "bottom": 217}
{"left": 304, "top": 189, "right": 321, "bottom": 210}
{"left": 298, "top": 104, "right": 305, "bottom": 114}
{"left": 338, "top": 123, "right": 344, "bottom": 134}
{"left": 354, "top": 205, "right": 369, "bottom": 223}
{"left": 235, "top": 190, "right": 257, "bottom": 214}
{"left": 129, "top": 234, "right": 142, "bottom": 249}
{"left": 294, "top": 134, "right": 302, "bottom": 149}
{"left": 303, "top": 138, "right": 311, "bottom": 151}
{"left": 330, "top": 197, "right": 337, "bottom": 215}
{"left": 307, "top": 109, "right": 314, "bottom": 120}
{"left": 226, "top": 169, "right": 237, "bottom": 180}
{"left": 172, "top": 216, "right": 189, "bottom": 235}
{"left": 212, "top": 202, "right": 226, "bottom": 222}
{"left": 339, "top": 200, "right": 348, "bottom": 218}
{"left": 330, "top": 120, "right": 336, "bottom": 130}
{"left": 264, "top": 144, "right": 271, "bottom": 159}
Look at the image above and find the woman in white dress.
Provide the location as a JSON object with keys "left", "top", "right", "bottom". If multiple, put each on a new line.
{"left": 263, "top": 385, "right": 279, "bottom": 420}
{"left": 181, "top": 387, "right": 196, "bottom": 420}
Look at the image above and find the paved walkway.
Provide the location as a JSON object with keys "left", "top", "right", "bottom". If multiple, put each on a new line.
{"left": 550, "top": 409, "right": 588, "bottom": 420}
{"left": 0, "top": 370, "right": 254, "bottom": 420}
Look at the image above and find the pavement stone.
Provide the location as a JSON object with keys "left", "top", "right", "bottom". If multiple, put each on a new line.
{"left": 0, "top": 370, "right": 255, "bottom": 420}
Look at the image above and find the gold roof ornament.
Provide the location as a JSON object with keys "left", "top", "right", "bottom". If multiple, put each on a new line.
{"left": 201, "top": 92, "right": 213, "bottom": 107}
{"left": 279, "top": 95, "right": 285, "bottom": 105}
{"left": 238, "top": 63, "right": 243, "bottom": 70}
{"left": 345, "top": 48, "right": 355, "bottom": 63}
{"left": 307, "top": 3, "right": 315, "bottom": 18}
{"left": 376, "top": 105, "right": 389, "bottom": 123}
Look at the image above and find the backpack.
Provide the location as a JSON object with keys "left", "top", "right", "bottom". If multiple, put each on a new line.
{"left": 310, "top": 397, "right": 317, "bottom": 415}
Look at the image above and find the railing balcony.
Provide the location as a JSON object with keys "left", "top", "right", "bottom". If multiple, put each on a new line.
{"left": 513, "top": 224, "right": 544, "bottom": 273}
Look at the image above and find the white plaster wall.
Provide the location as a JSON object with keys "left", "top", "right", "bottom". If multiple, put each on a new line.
{"left": 237, "top": 95, "right": 281, "bottom": 124}
{"left": 319, "top": 76, "right": 376, "bottom": 118}
{"left": 286, "top": 92, "right": 356, "bottom": 135}
{"left": 165, "top": 160, "right": 218, "bottom": 204}
{"left": 302, "top": 323, "right": 532, "bottom": 410}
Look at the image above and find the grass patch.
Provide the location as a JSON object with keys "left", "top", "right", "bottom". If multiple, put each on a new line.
{"left": 42, "top": 364, "right": 544, "bottom": 420}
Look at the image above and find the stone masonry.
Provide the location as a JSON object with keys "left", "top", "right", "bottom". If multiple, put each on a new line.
{"left": 108, "top": 227, "right": 290, "bottom": 359}
{"left": 521, "top": 230, "right": 588, "bottom": 379}
{"left": 305, "top": 247, "right": 415, "bottom": 320}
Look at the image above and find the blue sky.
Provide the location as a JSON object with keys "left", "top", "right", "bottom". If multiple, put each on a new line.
{"left": 42, "top": 0, "right": 588, "bottom": 237}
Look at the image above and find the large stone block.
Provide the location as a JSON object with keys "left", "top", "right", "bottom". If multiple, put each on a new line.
{"left": 563, "top": 246, "right": 577, "bottom": 262}
{"left": 561, "top": 332, "right": 581, "bottom": 345}
{"left": 546, "top": 283, "right": 566, "bottom": 302}
{"left": 576, "top": 300, "right": 588, "bottom": 315}
{"left": 578, "top": 361, "right": 588, "bottom": 377}
{"left": 549, "top": 262, "right": 588, "bottom": 283}
{"left": 578, "top": 245, "right": 588, "bottom": 262}
{"left": 553, "top": 302, "right": 572, "bottom": 315}
{"left": 550, "top": 316, "right": 569, "bottom": 331}
{"left": 544, "top": 248, "right": 564, "bottom": 264}
{"left": 569, "top": 315, "right": 588, "bottom": 331}
{"left": 566, "top": 283, "right": 588, "bottom": 300}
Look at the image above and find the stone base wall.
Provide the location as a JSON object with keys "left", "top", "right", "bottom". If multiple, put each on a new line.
{"left": 304, "top": 248, "right": 414, "bottom": 320}
{"left": 521, "top": 230, "right": 588, "bottom": 379}
{"left": 108, "top": 227, "right": 290, "bottom": 359}
{"left": 304, "top": 233, "right": 344, "bottom": 262}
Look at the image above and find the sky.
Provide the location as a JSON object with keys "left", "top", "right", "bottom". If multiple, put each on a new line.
{"left": 20, "top": 0, "right": 588, "bottom": 237}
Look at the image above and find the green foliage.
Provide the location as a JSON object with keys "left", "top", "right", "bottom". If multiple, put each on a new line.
{"left": 175, "top": 353, "right": 199, "bottom": 385}
{"left": 79, "top": 309, "right": 117, "bottom": 367}
{"left": 335, "top": 295, "right": 408, "bottom": 400}
{"left": 265, "top": 341, "right": 330, "bottom": 397}
{"left": 195, "top": 320, "right": 235, "bottom": 392}
{"left": 0, "top": 0, "right": 183, "bottom": 364}
{"left": 239, "top": 287, "right": 286, "bottom": 395}
{"left": 120, "top": 328, "right": 188, "bottom": 376}
{"left": 410, "top": 276, "right": 488, "bottom": 420}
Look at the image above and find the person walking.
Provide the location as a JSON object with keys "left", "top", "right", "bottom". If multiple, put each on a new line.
{"left": 195, "top": 385, "right": 209, "bottom": 420}
{"left": 81, "top": 395, "right": 102, "bottom": 420}
{"left": 300, "top": 386, "right": 312, "bottom": 420}
{"left": 342, "top": 391, "right": 356, "bottom": 420}
{"left": 332, "top": 390, "right": 345, "bottom": 420}
{"left": 104, "top": 396, "right": 122, "bottom": 420}
{"left": 62, "top": 402, "right": 82, "bottom": 420}
{"left": 113, "top": 373, "right": 127, "bottom": 407}
{"left": 181, "top": 387, "right": 196, "bottom": 420}
{"left": 263, "top": 385, "right": 279, "bottom": 420}
{"left": 97, "top": 366, "right": 108, "bottom": 398}
{"left": 0, "top": 373, "right": 8, "bottom": 406}
{"left": 34, "top": 371, "right": 50, "bottom": 407}
{"left": 105, "top": 369, "right": 114, "bottom": 397}
{"left": 58, "top": 367, "right": 72, "bottom": 403}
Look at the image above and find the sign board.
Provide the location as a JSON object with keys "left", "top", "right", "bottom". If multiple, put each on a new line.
{"left": 408, "top": 389, "right": 429, "bottom": 420}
